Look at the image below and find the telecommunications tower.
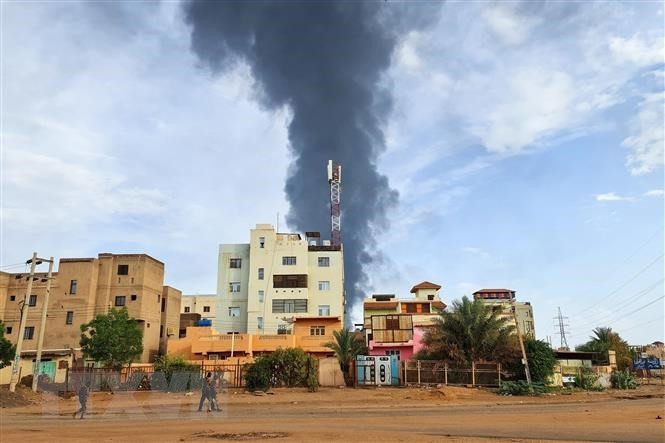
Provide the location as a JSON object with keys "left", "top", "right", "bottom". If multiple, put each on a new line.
{"left": 327, "top": 160, "right": 342, "bottom": 247}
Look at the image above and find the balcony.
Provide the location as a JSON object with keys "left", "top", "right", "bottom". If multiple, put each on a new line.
{"left": 191, "top": 334, "right": 249, "bottom": 354}
{"left": 297, "top": 335, "right": 334, "bottom": 352}
{"left": 252, "top": 334, "right": 296, "bottom": 351}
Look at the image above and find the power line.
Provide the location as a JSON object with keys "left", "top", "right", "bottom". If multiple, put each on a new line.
{"left": 572, "top": 254, "right": 664, "bottom": 318}
{"left": 620, "top": 315, "right": 664, "bottom": 334}
{"left": 589, "top": 294, "right": 665, "bottom": 328}
{"left": 576, "top": 278, "right": 664, "bottom": 327}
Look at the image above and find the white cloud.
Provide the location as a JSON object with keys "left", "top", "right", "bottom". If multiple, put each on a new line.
{"left": 395, "top": 31, "right": 424, "bottom": 71}
{"left": 609, "top": 34, "right": 664, "bottom": 65}
{"left": 473, "top": 69, "right": 575, "bottom": 153}
{"left": 594, "top": 192, "right": 633, "bottom": 202}
{"left": 644, "top": 189, "right": 665, "bottom": 197}
{"left": 482, "top": 5, "right": 540, "bottom": 46}
{"left": 462, "top": 247, "right": 490, "bottom": 259}
{"left": 623, "top": 92, "right": 665, "bottom": 175}
{"left": 1, "top": 3, "right": 290, "bottom": 292}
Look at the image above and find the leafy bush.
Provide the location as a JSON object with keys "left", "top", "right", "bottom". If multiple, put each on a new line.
{"left": 611, "top": 370, "right": 638, "bottom": 390}
{"left": 245, "top": 356, "right": 272, "bottom": 392}
{"left": 498, "top": 380, "right": 548, "bottom": 396}
{"left": 244, "top": 348, "right": 318, "bottom": 392}
{"left": 153, "top": 355, "right": 202, "bottom": 391}
{"left": 574, "top": 369, "right": 605, "bottom": 391}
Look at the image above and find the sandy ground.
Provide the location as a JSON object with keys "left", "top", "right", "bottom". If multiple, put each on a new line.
{"left": 1, "top": 384, "right": 664, "bottom": 442}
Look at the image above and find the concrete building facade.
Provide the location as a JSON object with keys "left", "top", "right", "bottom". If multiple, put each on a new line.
{"left": 472, "top": 289, "right": 536, "bottom": 339}
{"left": 363, "top": 281, "right": 447, "bottom": 361}
{"left": 215, "top": 224, "right": 344, "bottom": 335}
{"left": 0, "top": 253, "right": 181, "bottom": 364}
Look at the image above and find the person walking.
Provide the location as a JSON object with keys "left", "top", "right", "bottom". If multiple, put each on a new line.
{"left": 73, "top": 384, "right": 89, "bottom": 419}
{"left": 197, "top": 372, "right": 213, "bottom": 412}
{"left": 209, "top": 373, "right": 221, "bottom": 412}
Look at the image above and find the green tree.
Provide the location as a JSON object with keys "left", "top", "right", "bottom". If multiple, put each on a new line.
{"left": 80, "top": 308, "right": 143, "bottom": 370}
{"left": 420, "top": 296, "right": 518, "bottom": 364}
{"left": 524, "top": 339, "right": 557, "bottom": 383}
{"left": 324, "top": 329, "right": 368, "bottom": 387}
{"left": 576, "top": 327, "right": 632, "bottom": 370}
{"left": 0, "top": 320, "right": 16, "bottom": 369}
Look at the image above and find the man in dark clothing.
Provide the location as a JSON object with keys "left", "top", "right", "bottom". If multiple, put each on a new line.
{"left": 73, "top": 384, "right": 89, "bottom": 419}
{"left": 197, "top": 373, "right": 213, "bottom": 412}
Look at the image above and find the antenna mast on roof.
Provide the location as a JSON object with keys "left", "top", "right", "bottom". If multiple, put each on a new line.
{"left": 327, "top": 160, "right": 342, "bottom": 247}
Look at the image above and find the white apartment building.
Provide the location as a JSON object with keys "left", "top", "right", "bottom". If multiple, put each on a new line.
{"left": 216, "top": 224, "right": 344, "bottom": 335}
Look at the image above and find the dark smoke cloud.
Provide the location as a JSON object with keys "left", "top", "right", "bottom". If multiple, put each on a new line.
{"left": 184, "top": 1, "right": 439, "bottom": 317}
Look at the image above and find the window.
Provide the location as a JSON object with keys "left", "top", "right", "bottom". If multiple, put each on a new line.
{"left": 385, "top": 350, "right": 401, "bottom": 360}
{"left": 115, "top": 296, "right": 126, "bottom": 307}
{"left": 258, "top": 290, "right": 265, "bottom": 303}
{"left": 318, "top": 281, "right": 330, "bottom": 291}
{"left": 229, "top": 282, "right": 241, "bottom": 293}
{"left": 318, "top": 305, "right": 330, "bottom": 316}
{"left": 272, "top": 299, "right": 307, "bottom": 313}
{"left": 203, "top": 306, "right": 211, "bottom": 313}
{"left": 157, "top": 294, "right": 161, "bottom": 303}
{"left": 184, "top": 306, "right": 191, "bottom": 313}
{"left": 24, "top": 326, "right": 35, "bottom": 340}
{"left": 385, "top": 315, "right": 400, "bottom": 330}
{"left": 131, "top": 294, "right": 137, "bottom": 301}
{"left": 160, "top": 325, "right": 164, "bottom": 338}
{"left": 273, "top": 274, "right": 307, "bottom": 288}
{"left": 9, "top": 295, "right": 15, "bottom": 302}
{"left": 66, "top": 311, "right": 74, "bottom": 325}
{"left": 161, "top": 298, "right": 166, "bottom": 312}
{"left": 70, "top": 280, "right": 78, "bottom": 295}
{"left": 28, "top": 294, "right": 37, "bottom": 306}
{"left": 6, "top": 326, "right": 12, "bottom": 334}
{"left": 259, "top": 237, "right": 265, "bottom": 248}
{"left": 117, "top": 265, "right": 129, "bottom": 275}
{"left": 282, "top": 256, "right": 297, "bottom": 266}
{"left": 257, "top": 317, "right": 264, "bottom": 329}
{"left": 310, "top": 325, "right": 325, "bottom": 336}
{"left": 427, "top": 294, "right": 435, "bottom": 301}
{"left": 277, "top": 325, "right": 290, "bottom": 335}
{"left": 318, "top": 257, "right": 330, "bottom": 267}
{"left": 229, "top": 258, "right": 242, "bottom": 269}
{"left": 228, "top": 307, "right": 240, "bottom": 317}
{"left": 258, "top": 268, "right": 264, "bottom": 280}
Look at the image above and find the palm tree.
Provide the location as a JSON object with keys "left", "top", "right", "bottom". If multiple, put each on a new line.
{"left": 325, "top": 329, "right": 368, "bottom": 387}
{"left": 576, "top": 326, "right": 632, "bottom": 370}
{"left": 421, "top": 296, "right": 517, "bottom": 364}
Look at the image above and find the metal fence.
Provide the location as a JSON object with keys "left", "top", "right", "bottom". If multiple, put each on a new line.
{"left": 403, "top": 360, "right": 503, "bottom": 387}
{"left": 64, "top": 361, "right": 247, "bottom": 393}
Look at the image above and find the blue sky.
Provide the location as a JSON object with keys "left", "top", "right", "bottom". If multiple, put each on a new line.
{"left": 2, "top": 1, "right": 663, "bottom": 347}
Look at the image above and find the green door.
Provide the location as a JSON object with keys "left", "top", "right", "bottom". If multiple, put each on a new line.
{"left": 33, "top": 361, "right": 56, "bottom": 382}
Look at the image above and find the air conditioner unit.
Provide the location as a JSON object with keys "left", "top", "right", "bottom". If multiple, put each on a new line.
{"left": 166, "top": 327, "right": 176, "bottom": 336}
{"left": 322, "top": 240, "right": 331, "bottom": 246}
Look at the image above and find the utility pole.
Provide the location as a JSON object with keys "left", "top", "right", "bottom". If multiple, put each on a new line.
{"left": 32, "top": 257, "right": 54, "bottom": 392}
{"left": 511, "top": 298, "right": 532, "bottom": 385}
{"left": 9, "top": 252, "right": 38, "bottom": 393}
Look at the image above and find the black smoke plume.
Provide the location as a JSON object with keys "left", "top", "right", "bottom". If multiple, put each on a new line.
{"left": 184, "top": 1, "right": 437, "bottom": 318}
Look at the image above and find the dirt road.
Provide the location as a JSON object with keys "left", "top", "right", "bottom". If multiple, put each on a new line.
{"left": 2, "top": 385, "right": 664, "bottom": 442}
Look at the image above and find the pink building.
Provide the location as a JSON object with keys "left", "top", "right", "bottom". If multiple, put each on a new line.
{"left": 363, "top": 282, "right": 446, "bottom": 361}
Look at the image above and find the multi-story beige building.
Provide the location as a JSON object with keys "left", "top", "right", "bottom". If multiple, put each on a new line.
{"left": 472, "top": 289, "right": 536, "bottom": 339}
{"left": 0, "top": 253, "right": 181, "bottom": 363}
{"left": 180, "top": 294, "right": 217, "bottom": 320}
{"left": 216, "top": 224, "right": 345, "bottom": 335}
